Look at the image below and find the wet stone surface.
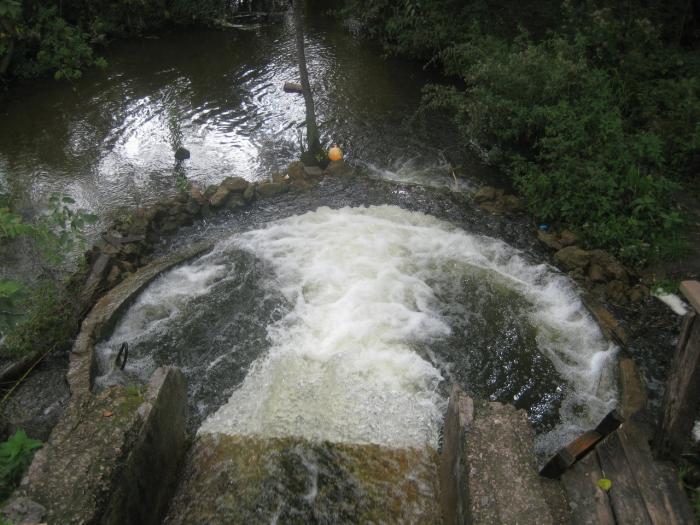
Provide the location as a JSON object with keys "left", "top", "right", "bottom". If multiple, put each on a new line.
{"left": 165, "top": 433, "right": 441, "bottom": 525}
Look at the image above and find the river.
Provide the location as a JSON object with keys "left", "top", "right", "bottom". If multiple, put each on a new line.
{"left": 2, "top": 2, "right": 618, "bottom": 466}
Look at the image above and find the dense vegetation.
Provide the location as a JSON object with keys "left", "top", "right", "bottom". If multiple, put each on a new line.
{"left": 0, "top": 193, "right": 95, "bottom": 354}
{"left": 344, "top": 0, "right": 700, "bottom": 266}
{"left": 0, "top": 0, "right": 234, "bottom": 80}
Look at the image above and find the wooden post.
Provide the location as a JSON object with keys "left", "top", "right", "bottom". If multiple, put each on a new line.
{"left": 655, "top": 280, "right": 700, "bottom": 459}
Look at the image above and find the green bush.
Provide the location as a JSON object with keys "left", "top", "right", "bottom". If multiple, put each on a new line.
{"left": 0, "top": 430, "right": 42, "bottom": 501}
{"left": 0, "top": 0, "right": 233, "bottom": 81}
{"left": 346, "top": 0, "right": 699, "bottom": 266}
{"left": 0, "top": 194, "right": 96, "bottom": 352}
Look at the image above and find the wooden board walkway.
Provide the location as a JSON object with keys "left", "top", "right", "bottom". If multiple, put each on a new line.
{"left": 561, "top": 421, "right": 695, "bottom": 525}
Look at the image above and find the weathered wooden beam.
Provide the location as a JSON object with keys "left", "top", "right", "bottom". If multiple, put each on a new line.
{"left": 655, "top": 310, "right": 700, "bottom": 459}
{"left": 680, "top": 280, "right": 700, "bottom": 314}
{"left": 617, "top": 422, "right": 695, "bottom": 524}
{"left": 439, "top": 385, "right": 474, "bottom": 525}
{"left": 561, "top": 452, "right": 615, "bottom": 525}
{"left": 619, "top": 357, "right": 647, "bottom": 419}
{"left": 539, "top": 410, "right": 623, "bottom": 479}
{"left": 596, "top": 432, "right": 654, "bottom": 525}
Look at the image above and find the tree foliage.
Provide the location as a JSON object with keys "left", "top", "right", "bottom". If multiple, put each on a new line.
{"left": 345, "top": 0, "right": 699, "bottom": 266}
{"left": 0, "top": 193, "right": 96, "bottom": 344}
{"left": 0, "top": 0, "right": 232, "bottom": 80}
{"left": 0, "top": 430, "right": 42, "bottom": 501}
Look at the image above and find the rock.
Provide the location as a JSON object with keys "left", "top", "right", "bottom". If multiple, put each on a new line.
{"left": 605, "top": 280, "right": 629, "bottom": 304}
{"left": 174, "top": 147, "right": 190, "bottom": 161}
{"left": 226, "top": 194, "right": 245, "bottom": 211}
{"left": 303, "top": 165, "right": 323, "bottom": 177}
{"left": 628, "top": 284, "right": 650, "bottom": 304}
{"left": 501, "top": 194, "right": 522, "bottom": 212}
{"left": 271, "top": 171, "right": 287, "bottom": 183}
{"left": 324, "top": 159, "right": 353, "bottom": 177}
{"left": 242, "top": 183, "right": 255, "bottom": 203}
{"left": 558, "top": 230, "right": 578, "bottom": 247}
{"left": 209, "top": 177, "right": 249, "bottom": 208}
{"left": 189, "top": 186, "right": 206, "bottom": 206}
{"left": 183, "top": 199, "right": 201, "bottom": 217}
{"left": 219, "top": 176, "right": 248, "bottom": 193}
{"left": 208, "top": 187, "right": 230, "bottom": 208}
{"left": 590, "top": 250, "right": 628, "bottom": 283}
{"left": 256, "top": 181, "right": 289, "bottom": 198}
{"left": 474, "top": 186, "right": 499, "bottom": 203}
{"left": 473, "top": 186, "right": 500, "bottom": 203}
{"left": 537, "top": 230, "right": 563, "bottom": 251}
{"left": 588, "top": 263, "right": 607, "bottom": 283}
{"left": 0, "top": 497, "right": 46, "bottom": 525}
{"left": 118, "top": 260, "right": 136, "bottom": 274}
{"left": 283, "top": 81, "right": 303, "bottom": 93}
{"left": 287, "top": 160, "right": 305, "bottom": 180}
{"left": 554, "top": 246, "right": 592, "bottom": 272}
{"left": 158, "top": 220, "right": 179, "bottom": 234}
{"left": 119, "top": 242, "right": 141, "bottom": 261}
{"left": 80, "top": 252, "right": 113, "bottom": 304}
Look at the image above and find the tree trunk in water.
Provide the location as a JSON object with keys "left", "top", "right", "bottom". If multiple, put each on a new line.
{"left": 291, "top": 0, "right": 322, "bottom": 163}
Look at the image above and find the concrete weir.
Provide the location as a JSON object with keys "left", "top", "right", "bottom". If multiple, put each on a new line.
{"left": 1, "top": 245, "right": 211, "bottom": 525}
{"left": 161, "top": 385, "right": 559, "bottom": 525}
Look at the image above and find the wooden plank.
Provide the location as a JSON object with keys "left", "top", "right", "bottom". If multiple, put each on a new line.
{"left": 680, "top": 280, "right": 700, "bottom": 314}
{"left": 561, "top": 452, "right": 615, "bottom": 525}
{"left": 439, "top": 385, "right": 474, "bottom": 525}
{"left": 617, "top": 422, "right": 696, "bottom": 525}
{"left": 540, "top": 411, "right": 623, "bottom": 479}
{"left": 596, "top": 431, "right": 653, "bottom": 525}
{"left": 619, "top": 358, "right": 647, "bottom": 419}
{"left": 655, "top": 313, "right": 700, "bottom": 459}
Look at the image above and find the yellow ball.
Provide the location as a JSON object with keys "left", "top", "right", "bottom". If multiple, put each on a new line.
{"left": 328, "top": 145, "right": 343, "bottom": 161}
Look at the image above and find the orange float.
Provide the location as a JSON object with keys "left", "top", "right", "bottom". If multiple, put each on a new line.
{"left": 328, "top": 144, "right": 343, "bottom": 161}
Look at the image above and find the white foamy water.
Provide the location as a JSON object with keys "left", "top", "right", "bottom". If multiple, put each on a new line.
{"left": 94, "top": 262, "right": 230, "bottom": 388}
{"left": 652, "top": 290, "right": 689, "bottom": 316}
{"left": 198, "top": 205, "right": 618, "bottom": 449}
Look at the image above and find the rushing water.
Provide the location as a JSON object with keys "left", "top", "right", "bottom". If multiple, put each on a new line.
{"left": 3, "top": 0, "right": 619, "bottom": 470}
{"left": 96, "top": 204, "right": 618, "bottom": 455}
